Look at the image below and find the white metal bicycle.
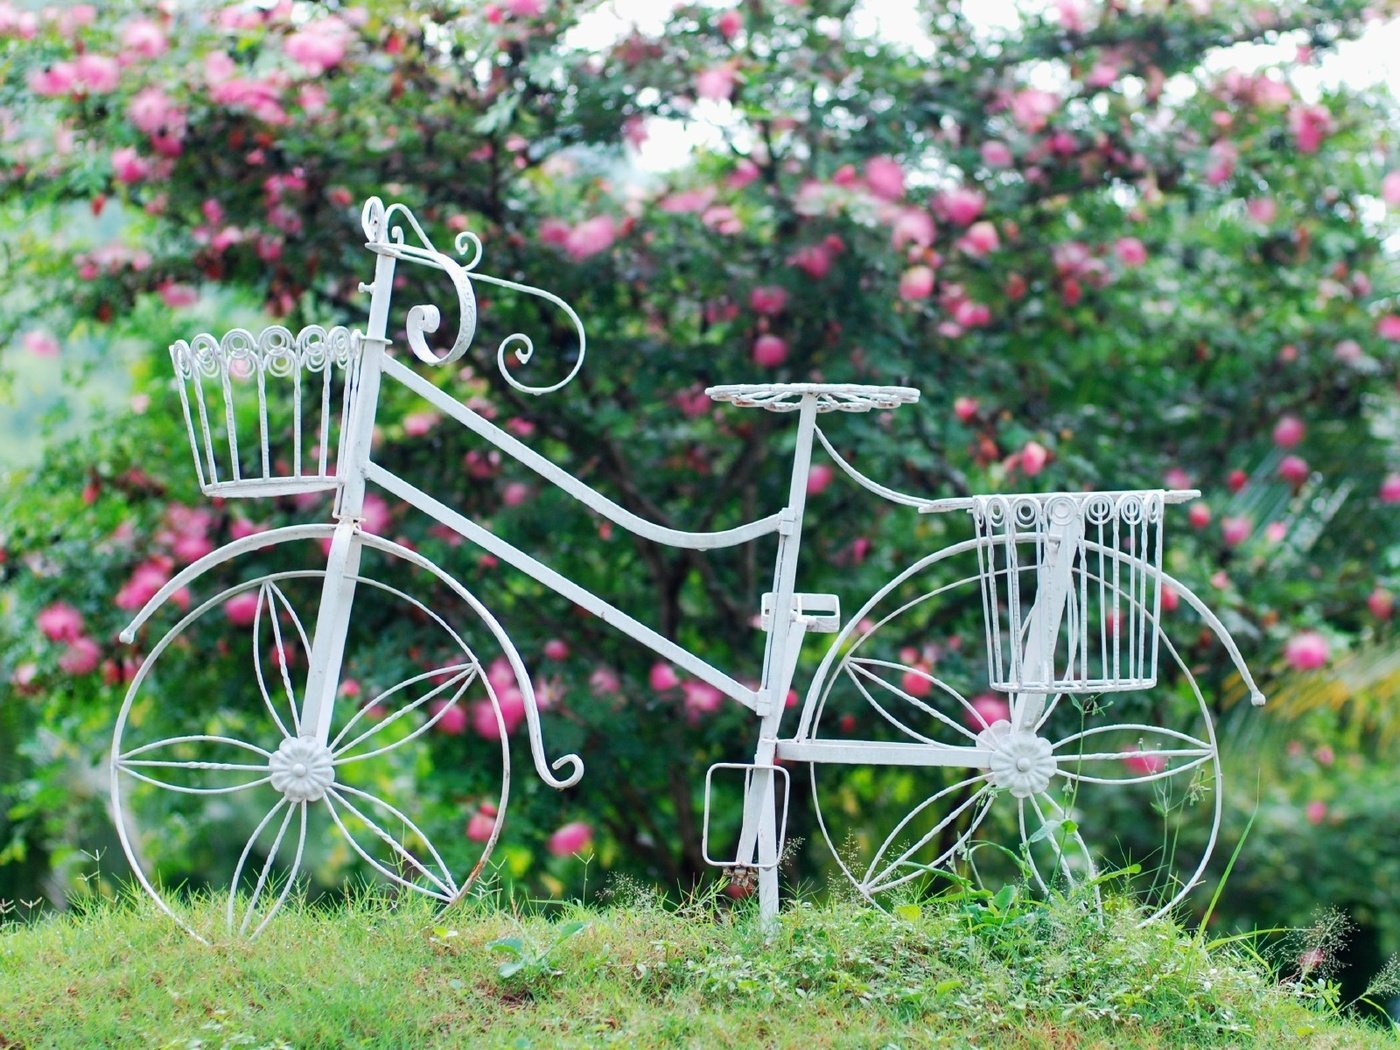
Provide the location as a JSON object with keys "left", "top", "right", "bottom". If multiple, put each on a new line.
{"left": 110, "top": 197, "right": 1266, "bottom": 940}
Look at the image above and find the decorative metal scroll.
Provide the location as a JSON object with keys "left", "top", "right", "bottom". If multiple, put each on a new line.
{"left": 360, "top": 196, "right": 588, "bottom": 394}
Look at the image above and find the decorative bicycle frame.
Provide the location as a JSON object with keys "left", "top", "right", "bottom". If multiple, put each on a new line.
{"left": 110, "top": 197, "right": 1267, "bottom": 940}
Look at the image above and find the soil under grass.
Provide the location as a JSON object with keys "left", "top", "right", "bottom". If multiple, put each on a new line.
{"left": 0, "top": 888, "right": 1390, "bottom": 1049}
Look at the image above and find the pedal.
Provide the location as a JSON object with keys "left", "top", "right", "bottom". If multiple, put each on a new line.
{"left": 759, "top": 592, "right": 840, "bottom": 632}
{"left": 701, "top": 762, "right": 790, "bottom": 870}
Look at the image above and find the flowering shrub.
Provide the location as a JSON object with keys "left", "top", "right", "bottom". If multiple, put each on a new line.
{"left": 0, "top": 0, "right": 1396, "bottom": 917}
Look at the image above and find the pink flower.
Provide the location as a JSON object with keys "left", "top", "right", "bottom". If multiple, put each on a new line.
{"left": 658, "top": 187, "right": 715, "bottom": 214}
{"left": 111, "top": 147, "right": 149, "bottom": 184}
{"left": 1010, "top": 88, "right": 1058, "bottom": 132}
{"left": 1278, "top": 455, "right": 1309, "bottom": 487}
{"left": 22, "top": 330, "right": 59, "bottom": 358}
{"left": 116, "top": 559, "right": 173, "bottom": 611}
{"left": 1377, "top": 315, "right": 1400, "bottom": 341}
{"left": 159, "top": 283, "right": 198, "bottom": 309}
{"left": 1380, "top": 474, "right": 1400, "bottom": 504}
{"left": 726, "top": 158, "right": 760, "bottom": 189}
{"left": 682, "top": 681, "right": 723, "bottom": 719}
{"left": 431, "top": 699, "right": 468, "bottom": 735}
{"left": 1288, "top": 103, "right": 1333, "bottom": 154}
{"left": 898, "top": 265, "right": 935, "bottom": 301}
{"left": 1020, "top": 440, "right": 1049, "bottom": 477}
{"left": 361, "top": 492, "right": 392, "bottom": 534}
{"left": 864, "top": 156, "right": 905, "bottom": 201}
{"left": 649, "top": 662, "right": 679, "bottom": 691}
{"left": 806, "top": 464, "right": 834, "bottom": 496}
{"left": 1246, "top": 198, "right": 1278, "bottom": 223}
{"left": 953, "top": 396, "right": 978, "bottom": 423}
{"left": 59, "top": 637, "right": 101, "bottom": 676}
{"left": 901, "top": 666, "right": 933, "bottom": 698}
{"left": 752, "top": 334, "right": 788, "bottom": 367}
{"left": 1264, "top": 521, "right": 1287, "bottom": 544}
{"left": 230, "top": 518, "right": 269, "bottom": 540}
{"left": 965, "top": 694, "right": 1010, "bottom": 731}
{"left": 749, "top": 285, "right": 788, "bottom": 315}
{"left": 548, "top": 821, "right": 593, "bottom": 857}
{"left": 37, "top": 602, "right": 84, "bottom": 642}
{"left": 1383, "top": 171, "right": 1400, "bottom": 207}
{"left": 73, "top": 54, "right": 120, "bottom": 94}
{"left": 695, "top": 64, "right": 737, "bottom": 102}
{"left": 958, "top": 221, "right": 999, "bottom": 257}
{"left": 224, "top": 592, "right": 259, "bottom": 627}
{"left": 120, "top": 19, "right": 167, "bottom": 59}
{"left": 28, "top": 61, "right": 77, "bottom": 97}
{"left": 890, "top": 208, "right": 935, "bottom": 250}
{"left": 1084, "top": 61, "right": 1118, "bottom": 89}
{"left": 1221, "top": 515, "right": 1251, "bottom": 546}
{"left": 715, "top": 9, "right": 742, "bottom": 39}
{"left": 1227, "top": 468, "right": 1248, "bottom": 493}
{"left": 952, "top": 300, "right": 990, "bottom": 327}
{"left": 788, "top": 243, "right": 832, "bottom": 279}
{"left": 938, "top": 187, "right": 985, "bottom": 227}
{"left": 1284, "top": 630, "right": 1330, "bottom": 671}
{"left": 1161, "top": 585, "right": 1179, "bottom": 613}
{"left": 1188, "top": 502, "right": 1211, "bottom": 529}
{"left": 1272, "top": 415, "right": 1305, "bottom": 448}
{"left": 284, "top": 17, "right": 351, "bottom": 74}
{"left": 1114, "top": 237, "right": 1148, "bottom": 267}
{"left": 502, "top": 482, "right": 531, "bottom": 507}
{"left": 1334, "top": 339, "right": 1363, "bottom": 365}
{"left": 1054, "top": 0, "right": 1087, "bottom": 31}
{"left": 543, "top": 638, "right": 569, "bottom": 661}
{"left": 1368, "top": 588, "right": 1393, "bottom": 620}
{"left": 1205, "top": 141, "right": 1237, "bottom": 186}
{"left": 564, "top": 215, "right": 617, "bottom": 261}
{"left": 980, "top": 141, "right": 1013, "bottom": 168}
{"left": 466, "top": 805, "right": 498, "bottom": 843}
{"left": 1304, "top": 800, "right": 1327, "bottom": 826}
{"left": 589, "top": 665, "right": 621, "bottom": 695}
{"left": 402, "top": 411, "right": 438, "bottom": 437}
{"left": 1121, "top": 748, "right": 1167, "bottom": 776}
{"left": 505, "top": 0, "right": 545, "bottom": 14}
{"left": 127, "top": 87, "right": 184, "bottom": 140}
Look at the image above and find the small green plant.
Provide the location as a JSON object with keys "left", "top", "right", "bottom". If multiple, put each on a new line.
{"left": 485, "top": 919, "right": 588, "bottom": 982}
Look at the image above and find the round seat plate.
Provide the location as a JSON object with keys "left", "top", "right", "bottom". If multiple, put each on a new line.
{"left": 704, "top": 383, "right": 920, "bottom": 413}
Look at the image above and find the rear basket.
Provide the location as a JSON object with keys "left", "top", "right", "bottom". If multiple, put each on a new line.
{"left": 170, "top": 324, "right": 360, "bottom": 499}
{"left": 971, "top": 490, "right": 1166, "bottom": 694}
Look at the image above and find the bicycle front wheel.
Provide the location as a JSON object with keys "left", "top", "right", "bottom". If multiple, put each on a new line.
{"left": 111, "top": 532, "right": 521, "bottom": 941}
{"left": 793, "top": 537, "right": 1222, "bottom": 921}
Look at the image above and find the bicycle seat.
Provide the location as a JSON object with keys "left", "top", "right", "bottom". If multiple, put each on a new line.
{"left": 705, "top": 383, "right": 920, "bottom": 413}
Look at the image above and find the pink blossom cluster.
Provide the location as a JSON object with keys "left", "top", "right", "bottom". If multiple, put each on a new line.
{"left": 283, "top": 16, "right": 353, "bottom": 75}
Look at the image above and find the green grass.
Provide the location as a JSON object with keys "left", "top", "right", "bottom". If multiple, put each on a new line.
{"left": 0, "top": 886, "right": 1391, "bottom": 1049}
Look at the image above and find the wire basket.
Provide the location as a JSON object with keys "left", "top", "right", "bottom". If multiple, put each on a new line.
{"left": 170, "top": 325, "right": 361, "bottom": 499}
{"left": 971, "top": 490, "right": 1166, "bottom": 694}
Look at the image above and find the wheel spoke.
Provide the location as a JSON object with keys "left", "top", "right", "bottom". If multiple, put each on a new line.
{"left": 253, "top": 582, "right": 306, "bottom": 738}
{"left": 325, "top": 785, "right": 456, "bottom": 900}
{"left": 226, "top": 798, "right": 307, "bottom": 938}
{"left": 864, "top": 778, "right": 996, "bottom": 894}
{"left": 331, "top": 663, "right": 477, "bottom": 763}
{"left": 1055, "top": 723, "right": 1216, "bottom": 785}
{"left": 116, "top": 734, "right": 272, "bottom": 795}
{"left": 847, "top": 659, "right": 984, "bottom": 743}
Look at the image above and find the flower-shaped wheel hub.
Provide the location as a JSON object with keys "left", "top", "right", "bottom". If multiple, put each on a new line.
{"left": 268, "top": 737, "right": 336, "bottom": 802}
{"left": 978, "top": 721, "right": 1057, "bottom": 798}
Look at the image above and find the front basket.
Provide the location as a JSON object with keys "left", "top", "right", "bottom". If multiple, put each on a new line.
{"left": 170, "top": 324, "right": 361, "bottom": 499}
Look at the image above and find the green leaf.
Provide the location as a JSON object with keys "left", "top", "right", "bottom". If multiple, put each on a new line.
{"left": 892, "top": 904, "right": 922, "bottom": 922}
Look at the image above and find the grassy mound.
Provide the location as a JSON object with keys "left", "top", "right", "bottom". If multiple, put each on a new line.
{"left": 0, "top": 888, "right": 1387, "bottom": 1048}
